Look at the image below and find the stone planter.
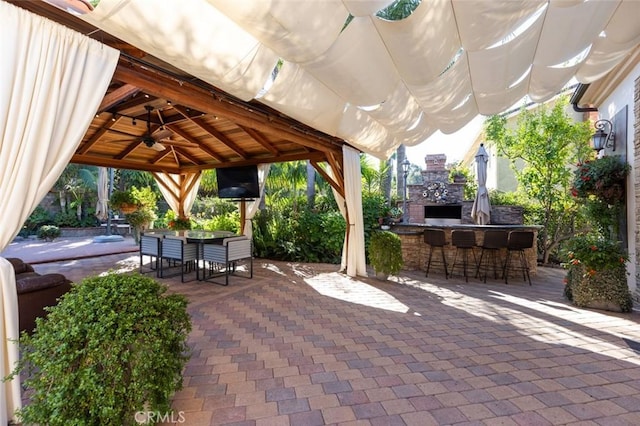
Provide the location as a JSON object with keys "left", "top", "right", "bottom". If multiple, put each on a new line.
{"left": 565, "top": 264, "right": 633, "bottom": 313}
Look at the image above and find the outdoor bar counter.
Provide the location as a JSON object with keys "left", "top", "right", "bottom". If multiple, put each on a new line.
{"left": 390, "top": 223, "right": 541, "bottom": 277}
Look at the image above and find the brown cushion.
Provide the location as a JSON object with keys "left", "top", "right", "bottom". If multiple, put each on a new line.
{"left": 16, "top": 274, "right": 70, "bottom": 294}
{"left": 7, "top": 257, "right": 35, "bottom": 275}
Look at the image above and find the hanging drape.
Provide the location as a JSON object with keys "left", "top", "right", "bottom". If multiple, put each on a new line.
{"left": 95, "top": 167, "right": 109, "bottom": 221}
{"left": 0, "top": 2, "right": 119, "bottom": 422}
{"left": 242, "top": 163, "right": 270, "bottom": 238}
{"left": 80, "top": 0, "right": 640, "bottom": 159}
{"left": 153, "top": 172, "right": 202, "bottom": 219}
{"left": 328, "top": 146, "right": 366, "bottom": 277}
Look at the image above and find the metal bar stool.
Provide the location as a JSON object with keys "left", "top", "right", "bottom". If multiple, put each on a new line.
{"left": 424, "top": 229, "right": 448, "bottom": 278}
{"left": 450, "top": 230, "right": 477, "bottom": 282}
{"left": 475, "top": 230, "right": 508, "bottom": 282}
{"left": 503, "top": 231, "right": 534, "bottom": 285}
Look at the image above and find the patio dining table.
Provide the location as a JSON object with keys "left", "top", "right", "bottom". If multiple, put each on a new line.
{"left": 144, "top": 230, "right": 238, "bottom": 280}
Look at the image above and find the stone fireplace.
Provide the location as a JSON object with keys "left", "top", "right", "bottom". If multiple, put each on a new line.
{"left": 405, "top": 154, "right": 465, "bottom": 224}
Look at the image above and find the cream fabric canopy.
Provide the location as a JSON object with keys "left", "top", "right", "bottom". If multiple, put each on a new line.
{"left": 79, "top": 0, "right": 640, "bottom": 159}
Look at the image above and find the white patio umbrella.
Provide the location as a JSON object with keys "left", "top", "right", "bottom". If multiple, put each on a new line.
{"left": 471, "top": 143, "right": 491, "bottom": 225}
{"left": 95, "top": 167, "right": 109, "bottom": 221}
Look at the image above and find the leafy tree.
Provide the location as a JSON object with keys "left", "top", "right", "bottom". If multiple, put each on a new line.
{"left": 377, "top": 0, "right": 421, "bottom": 20}
{"left": 51, "top": 163, "right": 98, "bottom": 221}
{"left": 484, "top": 96, "right": 593, "bottom": 263}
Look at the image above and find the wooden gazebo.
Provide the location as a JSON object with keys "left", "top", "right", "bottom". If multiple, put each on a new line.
{"left": 10, "top": 0, "right": 350, "bottom": 198}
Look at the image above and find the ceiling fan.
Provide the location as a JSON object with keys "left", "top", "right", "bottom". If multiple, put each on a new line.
{"left": 108, "top": 105, "right": 170, "bottom": 151}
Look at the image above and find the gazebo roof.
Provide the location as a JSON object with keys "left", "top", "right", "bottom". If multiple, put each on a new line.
{"left": 10, "top": 0, "right": 348, "bottom": 179}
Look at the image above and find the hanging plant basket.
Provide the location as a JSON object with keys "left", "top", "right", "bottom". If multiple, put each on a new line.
{"left": 119, "top": 203, "right": 139, "bottom": 214}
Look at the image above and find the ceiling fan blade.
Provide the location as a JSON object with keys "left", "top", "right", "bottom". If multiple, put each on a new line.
{"left": 151, "top": 142, "right": 166, "bottom": 151}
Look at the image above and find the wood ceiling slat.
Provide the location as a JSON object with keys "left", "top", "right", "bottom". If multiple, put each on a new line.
{"left": 173, "top": 105, "right": 248, "bottom": 160}
{"left": 238, "top": 125, "right": 281, "bottom": 156}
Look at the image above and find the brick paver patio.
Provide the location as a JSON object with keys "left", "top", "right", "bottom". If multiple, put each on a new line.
{"left": 25, "top": 245, "right": 640, "bottom": 425}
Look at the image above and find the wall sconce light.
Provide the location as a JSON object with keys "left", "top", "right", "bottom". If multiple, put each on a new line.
{"left": 591, "top": 119, "right": 615, "bottom": 152}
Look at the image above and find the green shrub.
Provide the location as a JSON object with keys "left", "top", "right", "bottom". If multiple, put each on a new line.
{"left": 9, "top": 272, "right": 191, "bottom": 425}
{"left": 202, "top": 212, "right": 240, "bottom": 234}
{"left": 368, "top": 230, "right": 403, "bottom": 276}
{"left": 37, "top": 225, "right": 61, "bottom": 241}
{"left": 23, "top": 206, "right": 51, "bottom": 236}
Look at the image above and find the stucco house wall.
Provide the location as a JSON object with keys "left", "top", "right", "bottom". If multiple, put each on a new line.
{"left": 595, "top": 60, "right": 639, "bottom": 297}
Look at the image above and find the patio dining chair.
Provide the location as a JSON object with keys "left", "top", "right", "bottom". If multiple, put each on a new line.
{"left": 159, "top": 235, "right": 198, "bottom": 282}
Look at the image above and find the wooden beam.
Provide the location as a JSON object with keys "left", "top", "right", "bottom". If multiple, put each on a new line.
{"left": 98, "top": 84, "right": 140, "bottom": 113}
{"left": 173, "top": 105, "right": 248, "bottom": 160}
{"left": 178, "top": 151, "right": 328, "bottom": 173}
{"left": 71, "top": 154, "right": 182, "bottom": 174}
{"left": 193, "top": 117, "right": 248, "bottom": 160}
{"left": 172, "top": 146, "right": 203, "bottom": 166}
{"left": 166, "top": 125, "right": 226, "bottom": 163}
{"left": 311, "top": 160, "right": 344, "bottom": 199}
{"left": 77, "top": 119, "right": 120, "bottom": 155}
{"left": 114, "top": 141, "right": 144, "bottom": 160}
{"left": 238, "top": 125, "right": 281, "bottom": 155}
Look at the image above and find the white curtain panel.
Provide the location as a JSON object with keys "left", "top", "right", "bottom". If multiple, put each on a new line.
{"left": 242, "top": 163, "right": 271, "bottom": 239}
{"left": 342, "top": 146, "right": 367, "bottom": 277}
{"left": 153, "top": 172, "right": 202, "bottom": 219}
{"left": 0, "top": 2, "right": 118, "bottom": 422}
{"left": 78, "top": 0, "right": 640, "bottom": 159}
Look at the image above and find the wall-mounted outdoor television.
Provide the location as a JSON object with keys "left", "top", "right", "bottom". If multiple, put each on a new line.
{"left": 217, "top": 165, "right": 260, "bottom": 199}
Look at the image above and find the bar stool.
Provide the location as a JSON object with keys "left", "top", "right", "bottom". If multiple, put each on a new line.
{"left": 449, "top": 230, "right": 477, "bottom": 282}
{"left": 475, "top": 230, "right": 508, "bottom": 282}
{"left": 503, "top": 231, "right": 535, "bottom": 285}
{"left": 424, "top": 229, "right": 448, "bottom": 278}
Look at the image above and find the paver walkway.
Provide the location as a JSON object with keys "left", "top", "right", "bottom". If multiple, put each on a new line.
{"left": 7, "top": 238, "right": 640, "bottom": 425}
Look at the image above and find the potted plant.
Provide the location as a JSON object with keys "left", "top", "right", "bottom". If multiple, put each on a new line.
{"left": 125, "top": 186, "right": 159, "bottom": 243}
{"left": 37, "top": 225, "right": 61, "bottom": 242}
{"left": 109, "top": 189, "right": 139, "bottom": 214}
{"left": 127, "top": 208, "right": 157, "bottom": 244}
{"left": 562, "top": 234, "right": 632, "bottom": 312}
{"left": 7, "top": 272, "right": 191, "bottom": 425}
{"left": 368, "top": 230, "right": 404, "bottom": 280}
{"left": 168, "top": 215, "right": 192, "bottom": 231}
{"left": 388, "top": 207, "right": 403, "bottom": 223}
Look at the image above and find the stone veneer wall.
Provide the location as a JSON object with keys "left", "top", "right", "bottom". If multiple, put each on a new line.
{"left": 635, "top": 75, "right": 640, "bottom": 302}
{"left": 460, "top": 202, "right": 524, "bottom": 225}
